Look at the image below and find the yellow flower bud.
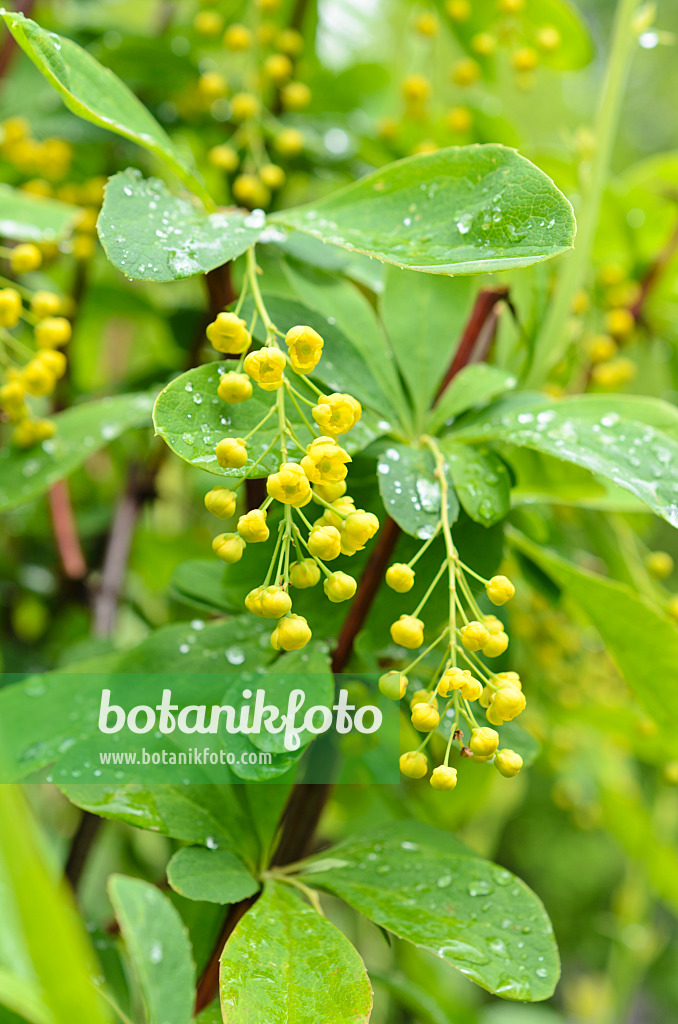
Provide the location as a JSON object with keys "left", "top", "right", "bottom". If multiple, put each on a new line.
{"left": 471, "top": 32, "right": 497, "bottom": 56}
{"left": 460, "top": 620, "right": 489, "bottom": 652}
{"left": 284, "top": 324, "right": 324, "bottom": 374}
{"left": 586, "top": 334, "right": 618, "bottom": 364}
{"left": 591, "top": 357, "right": 636, "bottom": 388}
{"left": 512, "top": 47, "right": 538, "bottom": 72}
{"left": 10, "top": 243, "right": 42, "bottom": 274}
{"left": 411, "top": 703, "right": 440, "bottom": 732}
{"left": 495, "top": 748, "right": 523, "bottom": 777}
{"left": 402, "top": 74, "right": 431, "bottom": 105}
{"left": 0, "top": 380, "right": 26, "bottom": 421}
{"left": 22, "top": 359, "right": 55, "bottom": 397}
{"left": 469, "top": 727, "right": 499, "bottom": 757}
{"left": 486, "top": 703, "right": 503, "bottom": 726}
{"left": 212, "top": 532, "right": 246, "bottom": 563}
{"left": 198, "top": 71, "right": 228, "bottom": 101}
{"left": 308, "top": 524, "right": 342, "bottom": 560}
{"left": 445, "top": 0, "right": 470, "bottom": 20}
{"left": 274, "top": 127, "right": 305, "bottom": 157}
{"left": 259, "top": 163, "right": 286, "bottom": 191}
{"left": 34, "top": 316, "right": 71, "bottom": 348}
{"left": 645, "top": 551, "right": 674, "bottom": 580}
{"left": 379, "top": 671, "right": 407, "bottom": 700}
{"left": 410, "top": 689, "right": 436, "bottom": 709}
{"left": 0, "top": 287, "right": 22, "bottom": 328}
{"left": 400, "top": 751, "right": 428, "bottom": 779}
{"left": 215, "top": 437, "right": 247, "bottom": 469}
{"left": 204, "top": 486, "right": 237, "bottom": 519}
{"left": 289, "top": 558, "right": 321, "bottom": 588}
{"left": 311, "top": 393, "right": 361, "bottom": 435}
{"left": 482, "top": 631, "right": 509, "bottom": 658}
{"left": 217, "top": 371, "right": 253, "bottom": 404}
{"left": 486, "top": 575, "right": 515, "bottom": 606}
{"left": 12, "top": 417, "right": 55, "bottom": 448}
{"left": 415, "top": 12, "right": 438, "bottom": 35}
{"left": 537, "top": 25, "right": 561, "bottom": 50}
{"left": 324, "top": 571, "right": 357, "bottom": 603}
{"left": 495, "top": 671, "right": 522, "bottom": 690}
{"left": 233, "top": 173, "right": 270, "bottom": 210}
{"left": 273, "top": 613, "right": 312, "bottom": 651}
{"left": 313, "top": 480, "right": 347, "bottom": 503}
{"left": 231, "top": 93, "right": 261, "bottom": 122}
{"left": 260, "top": 586, "right": 293, "bottom": 618}
{"left": 341, "top": 510, "right": 379, "bottom": 554}
{"left": 300, "top": 436, "right": 351, "bottom": 484}
{"left": 276, "top": 27, "right": 304, "bottom": 56}
{"left": 224, "top": 23, "right": 252, "bottom": 50}
{"left": 385, "top": 563, "right": 415, "bottom": 593}
{"left": 237, "top": 509, "right": 269, "bottom": 542}
{"left": 209, "top": 144, "right": 240, "bottom": 172}
{"left": 391, "top": 614, "right": 424, "bottom": 649}
{"left": 207, "top": 312, "right": 251, "bottom": 355}
{"left": 451, "top": 58, "right": 480, "bottom": 87}
{"left": 430, "top": 766, "right": 458, "bottom": 791}
{"left": 36, "top": 349, "right": 67, "bottom": 379}
{"left": 437, "top": 667, "right": 468, "bottom": 697}
{"left": 244, "top": 347, "right": 286, "bottom": 390}
{"left": 30, "top": 291, "right": 61, "bottom": 319}
{"left": 459, "top": 675, "right": 483, "bottom": 701}
{"left": 318, "top": 495, "right": 355, "bottom": 530}
{"left": 194, "top": 9, "right": 224, "bottom": 35}
{"left": 245, "top": 586, "right": 265, "bottom": 615}
{"left": 446, "top": 106, "right": 473, "bottom": 134}
{"left": 281, "top": 81, "right": 311, "bottom": 111}
{"left": 264, "top": 53, "right": 293, "bottom": 84}
{"left": 499, "top": 0, "right": 525, "bottom": 12}
{"left": 605, "top": 307, "right": 635, "bottom": 339}
{"left": 267, "top": 463, "right": 312, "bottom": 506}
{"left": 491, "top": 686, "right": 526, "bottom": 722}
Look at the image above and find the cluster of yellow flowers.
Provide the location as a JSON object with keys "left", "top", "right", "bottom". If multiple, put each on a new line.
{"left": 202, "top": 248, "right": 378, "bottom": 651}
{"left": 190, "top": 0, "right": 310, "bottom": 209}
{"left": 571, "top": 264, "right": 639, "bottom": 391}
{"left": 380, "top": 0, "right": 560, "bottom": 154}
{"left": 378, "top": 439, "right": 525, "bottom": 791}
{"left": 0, "top": 249, "right": 72, "bottom": 448}
{"left": 0, "top": 116, "right": 72, "bottom": 181}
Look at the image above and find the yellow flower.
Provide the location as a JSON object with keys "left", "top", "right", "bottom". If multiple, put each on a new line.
{"left": 471, "top": 32, "right": 497, "bottom": 56}
{"left": 586, "top": 334, "right": 617, "bottom": 364}
{"left": 446, "top": 106, "right": 473, "bottom": 133}
{"left": 591, "top": 357, "right": 636, "bottom": 388}
{"left": 215, "top": 437, "right": 247, "bottom": 469}
{"left": 340, "top": 510, "right": 379, "bottom": 555}
{"left": 317, "top": 495, "right": 355, "bottom": 529}
{"left": 194, "top": 9, "right": 224, "bottom": 35}
{"left": 224, "top": 23, "right": 252, "bottom": 50}
{"left": 198, "top": 71, "right": 228, "bottom": 101}
{"left": 390, "top": 614, "right": 424, "bottom": 649}
{"left": 267, "top": 463, "right": 312, "bottom": 507}
{"left": 324, "top": 571, "right": 357, "bottom": 603}
{"left": 218, "top": 371, "right": 253, "bottom": 404}
{"left": 410, "top": 689, "right": 436, "bottom": 709}
{"left": 430, "top": 766, "right": 458, "bottom": 791}
{"left": 495, "top": 749, "right": 523, "bottom": 777}
{"left": 230, "top": 92, "right": 261, "bottom": 122}
{"left": 245, "top": 587, "right": 265, "bottom": 616}
{"left": 237, "top": 509, "right": 269, "bottom": 542}
{"left": 415, "top": 12, "right": 438, "bottom": 35}
{"left": 259, "top": 586, "right": 293, "bottom": 619}
{"left": 264, "top": 53, "right": 293, "bottom": 84}
{"left": 274, "top": 127, "right": 305, "bottom": 157}
{"left": 233, "top": 174, "right": 270, "bottom": 210}
{"left": 284, "top": 325, "right": 324, "bottom": 374}
{"left": 300, "top": 436, "right": 351, "bottom": 484}
{"left": 379, "top": 671, "right": 408, "bottom": 700}
{"left": 311, "top": 393, "right": 361, "bottom": 436}
{"left": 313, "top": 480, "right": 347, "bottom": 503}
{"left": 31, "top": 291, "right": 61, "bottom": 318}
{"left": 446, "top": 0, "right": 470, "bottom": 21}
{"left": 259, "top": 164, "right": 286, "bottom": 191}
{"left": 385, "top": 563, "right": 414, "bottom": 593}
{"left": 451, "top": 58, "right": 480, "bottom": 87}
{"left": 206, "top": 312, "right": 251, "bottom": 355}
{"left": 400, "top": 751, "right": 428, "bottom": 778}
{"left": 212, "top": 533, "right": 246, "bottom": 563}
{"left": 512, "top": 47, "right": 538, "bottom": 72}
{"left": 276, "top": 27, "right": 304, "bottom": 55}
{"left": 437, "top": 667, "right": 469, "bottom": 697}
{"left": 281, "top": 81, "right": 311, "bottom": 111}
{"left": 209, "top": 145, "right": 240, "bottom": 172}
{"left": 495, "top": 670, "right": 522, "bottom": 690}
{"left": 469, "top": 727, "right": 499, "bottom": 757}
{"left": 411, "top": 703, "right": 440, "bottom": 732}
{"left": 482, "top": 631, "right": 509, "bottom": 658}
{"left": 244, "top": 348, "right": 286, "bottom": 390}
{"left": 10, "top": 243, "right": 42, "bottom": 274}
{"left": 402, "top": 74, "right": 431, "bottom": 104}
{"left": 289, "top": 559, "right": 321, "bottom": 588}
{"left": 537, "top": 25, "right": 561, "bottom": 51}
{"left": 12, "top": 418, "right": 55, "bottom": 448}
{"left": 460, "top": 620, "right": 489, "bottom": 652}
{"left": 36, "top": 349, "right": 66, "bottom": 380}
{"left": 605, "top": 307, "right": 635, "bottom": 339}
{"left": 460, "top": 675, "right": 483, "bottom": 701}
{"left": 204, "top": 487, "right": 237, "bottom": 519}
{"left": 35, "top": 317, "right": 71, "bottom": 348}
{"left": 0, "top": 288, "right": 22, "bottom": 328}
{"left": 491, "top": 686, "right": 526, "bottom": 722}
{"left": 645, "top": 551, "right": 674, "bottom": 579}
{"left": 0, "top": 380, "right": 26, "bottom": 420}
{"left": 486, "top": 575, "right": 515, "bottom": 606}
{"left": 308, "top": 525, "right": 341, "bottom": 560}
{"left": 22, "top": 360, "right": 55, "bottom": 398}
{"left": 272, "top": 613, "right": 312, "bottom": 651}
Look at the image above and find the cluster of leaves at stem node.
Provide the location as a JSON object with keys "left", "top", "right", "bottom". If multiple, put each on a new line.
{"left": 202, "top": 246, "right": 379, "bottom": 652}
{"left": 381, "top": 440, "right": 525, "bottom": 792}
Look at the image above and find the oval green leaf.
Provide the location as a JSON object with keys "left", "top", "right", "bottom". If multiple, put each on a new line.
{"left": 167, "top": 847, "right": 260, "bottom": 905}
{"left": 378, "top": 443, "right": 459, "bottom": 538}
{"left": 271, "top": 145, "right": 575, "bottom": 276}
{"left": 0, "top": 183, "right": 80, "bottom": 242}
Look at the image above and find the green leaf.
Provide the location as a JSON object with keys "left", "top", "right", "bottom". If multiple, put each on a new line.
{"left": 380, "top": 268, "right": 473, "bottom": 424}
{"left": 0, "top": 183, "right": 80, "bottom": 242}
{"left": 442, "top": 441, "right": 511, "bottom": 526}
{"left": 108, "top": 875, "right": 195, "bottom": 1024}
{"left": 271, "top": 145, "right": 575, "bottom": 276}
{"left": 425, "top": 364, "right": 517, "bottom": 435}
{"left": 219, "top": 882, "right": 373, "bottom": 1023}
{"left": 299, "top": 821, "right": 559, "bottom": 1001}
{"left": 0, "top": 391, "right": 155, "bottom": 511}
{"left": 451, "top": 393, "right": 678, "bottom": 527}
{"left": 170, "top": 559, "right": 242, "bottom": 615}
{"left": 195, "top": 1003, "right": 222, "bottom": 1024}
{"left": 377, "top": 443, "right": 459, "bottom": 538}
{"left": 506, "top": 448, "right": 647, "bottom": 512}
{"left": 0, "top": 786, "right": 111, "bottom": 1024}
{"left": 98, "top": 170, "right": 263, "bottom": 282}
{"left": 0, "top": 12, "right": 209, "bottom": 203}
{"left": 509, "top": 530, "right": 678, "bottom": 752}
{"left": 168, "top": 847, "right": 260, "bottom": 905}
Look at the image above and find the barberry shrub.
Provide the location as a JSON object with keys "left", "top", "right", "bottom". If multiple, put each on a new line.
{"left": 1, "top": 3, "right": 678, "bottom": 1023}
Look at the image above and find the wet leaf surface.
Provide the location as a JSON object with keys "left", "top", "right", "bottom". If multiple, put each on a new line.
{"left": 168, "top": 847, "right": 260, "bottom": 905}
{"left": 377, "top": 443, "right": 459, "bottom": 538}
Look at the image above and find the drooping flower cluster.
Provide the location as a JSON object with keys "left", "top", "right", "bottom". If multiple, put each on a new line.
{"left": 380, "top": 437, "right": 525, "bottom": 792}
{"left": 0, "top": 249, "right": 73, "bottom": 448}
{"left": 202, "top": 248, "right": 379, "bottom": 651}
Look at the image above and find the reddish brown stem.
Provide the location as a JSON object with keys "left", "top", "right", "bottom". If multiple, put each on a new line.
{"left": 47, "top": 480, "right": 87, "bottom": 580}
{"left": 631, "top": 218, "right": 678, "bottom": 321}
{"left": 0, "top": 0, "right": 35, "bottom": 83}
{"left": 434, "top": 287, "right": 508, "bottom": 403}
